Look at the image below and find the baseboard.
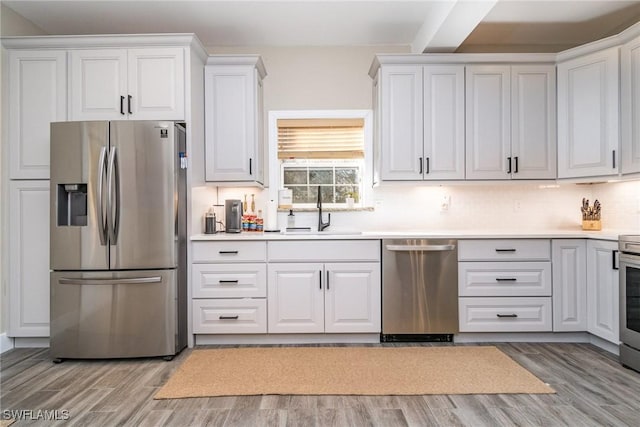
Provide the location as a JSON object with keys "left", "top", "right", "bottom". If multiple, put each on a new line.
{"left": 13, "top": 337, "right": 49, "bottom": 348}
{"left": 195, "top": 333, "right": 380, "bottom": 346}
{"left": 454, "top": 332, "right": 591, "bottom": 343}
{"left": 589, "top": 335, "right": 620, "bottom": 355}
{"left": 0, "top": 333, "right": 14, "bottom": 353}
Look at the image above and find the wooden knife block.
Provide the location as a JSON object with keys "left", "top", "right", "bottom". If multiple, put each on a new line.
{"left": 582, "top": 220, "right": 602, "bottom": 231}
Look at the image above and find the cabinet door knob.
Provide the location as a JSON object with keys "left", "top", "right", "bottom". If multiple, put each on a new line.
{"left": 507, "top": 157, "right": 512, "bottom": 174}
{"left": 127, "top": 95, "right": 132, "bottom": 115}
{"left": 120, "top": 96, "right": 125, "bottom": 115}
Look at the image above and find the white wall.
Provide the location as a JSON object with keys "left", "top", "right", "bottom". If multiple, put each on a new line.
{"left": 592, "top": 180, "right": 640, "bottom": 231}
{"left": 201, "top": 182, "right": 640, "bottom": 234}
{"left": 206, "top": 45, "right": 411, "bottom": 111}
{"left": 0, "top": 4, "right": 47, "bottom": 339}
{"left": 1, "top": 4, "right": 47, "bottom": 36}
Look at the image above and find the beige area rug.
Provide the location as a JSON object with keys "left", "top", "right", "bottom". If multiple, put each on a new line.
{"left": 154, "top": 346, "right": 554, "bottom": 398}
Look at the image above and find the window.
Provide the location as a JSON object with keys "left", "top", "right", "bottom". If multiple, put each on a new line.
{"left": 277, "top": 117, "right": 365, "bottom": 207}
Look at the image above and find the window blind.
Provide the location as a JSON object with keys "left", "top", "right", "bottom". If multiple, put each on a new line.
{"left": 277, "top": 118, "right": 364, "bottom": 160}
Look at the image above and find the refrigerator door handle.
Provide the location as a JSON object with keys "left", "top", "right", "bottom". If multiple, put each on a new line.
{"left": 97, "top": 146, "right": 108, "bottom": 246}
{"left": 107, "top": 146, "right": 121, "bottom": 245}
{"left": 58, "top": 276, "right": 162, "bottom": 285}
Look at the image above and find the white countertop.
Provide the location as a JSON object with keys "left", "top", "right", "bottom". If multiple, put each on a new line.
{"left": 191, "top": 228, "right": 634, "bottom": 242}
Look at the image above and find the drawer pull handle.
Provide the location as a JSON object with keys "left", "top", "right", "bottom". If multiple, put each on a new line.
{"left": 495, "top": 278, "right": 517, "bottom": 282}
{"left": 219, "top": 251, "right": 239, "bottom": 254}
{"left": 219, "top": 280, "right": 239, "bottom": 284}
{"left": 219, "top": 315, "right": 239, "bottom": 320}
{"left": 495, "top": 249, "right": 516, "bottom": 253}
{"left": 496, "top": 314, "right": 518, "bottom": 318}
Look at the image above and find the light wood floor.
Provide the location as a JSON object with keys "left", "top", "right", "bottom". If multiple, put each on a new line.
{"left": 1, "top": 342, "right": 640, "bottom": 426}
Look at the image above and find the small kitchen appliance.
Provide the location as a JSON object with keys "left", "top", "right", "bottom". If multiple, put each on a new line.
{"left": 225, "top": 199, "right": 243, "bottom": 233}
{"left": 619, "top": 235, "right": 640, "bottom": 372}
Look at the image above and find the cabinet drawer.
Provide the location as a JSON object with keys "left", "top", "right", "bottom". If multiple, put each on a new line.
{"left": 458, "top": 297, "right": 552, "bottom": 332}
{"left": 192, "top": 299, "right": 267, "bottom": 334}
{"left": 458, "top": 239, "right": 550, "bottom": 261}
{"left": 458, "top": 262, "right": 551, "bottom": 297}
{"left": 268, "top": 240, "right": 380, "bottom": 262}
{"left": 192, "top": 241, "right": 266, "bottom": 263}
{"left": 192, "top": 263, "right": 266, "bottom": 298}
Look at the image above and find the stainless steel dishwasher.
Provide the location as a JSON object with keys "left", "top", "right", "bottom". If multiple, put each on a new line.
{"left": 382, "top": 239, "right": 458, "bottom": 342}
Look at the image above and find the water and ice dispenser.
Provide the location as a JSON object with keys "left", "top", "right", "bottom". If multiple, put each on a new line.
{"left": 57, "top": 184, "right": 88, "bottom": 226}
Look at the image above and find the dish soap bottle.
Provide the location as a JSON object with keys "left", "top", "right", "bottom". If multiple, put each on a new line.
{"left": 287, "top": 209, "right": 295, "bottom": 228}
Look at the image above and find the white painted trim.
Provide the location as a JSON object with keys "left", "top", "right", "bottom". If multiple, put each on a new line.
{"left": 369, "top": 53, "right": 557, "bottom": 77}
{"left": 195, "top": 333, "right": 379, "bottom": 345}
{"left": 557, "top": 21, "right": 640, "bottom": 63}
{"left": 0, "top": 333, "right": 14, "bottom": 353}
{"left": 589, "top": 335, "right": 620, "bottom": 355}
{"left": 455, "top": 332, "right": 591, "bottom": 343}
{"left": 1, "top": 33, "right": 201, "bottom": 49}
{"left": 206, "top": 55, "right": 266, "bottom": 79}
{"left": 455, "top": 332, "right": 620, "bottom": 355}
{"left": 267, "top": 109, "right": 374, "bottom": 208}
{"left": 13, "top": 337, "right": 49, "bottom": 348}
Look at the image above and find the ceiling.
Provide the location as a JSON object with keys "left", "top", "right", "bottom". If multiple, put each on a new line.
{"left": 3, "top": 0, "right": 640, "bottom": 53}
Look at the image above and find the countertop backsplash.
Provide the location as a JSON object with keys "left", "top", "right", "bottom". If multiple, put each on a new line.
{"left": 191, "top": 182, "right": 640, "bottom": 235}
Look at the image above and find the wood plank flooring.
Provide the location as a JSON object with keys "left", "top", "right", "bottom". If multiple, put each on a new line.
{"left": 1, "top": 342, "right": 640, "bottom": 426}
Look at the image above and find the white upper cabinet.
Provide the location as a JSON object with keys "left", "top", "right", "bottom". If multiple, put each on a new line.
{"left": 204, "top": 57, "right": 266, "bottom": 184}
{"left": 127, "top": 48, "right": 185, "bottom": 120}
{"left": 557, "top": 47, "right": 620, "bottom": 178}
{"left": 8, "top": 50, "right": 67, "bottom": 179}
{"left": 511, "top": 65, "right": 557, "bottom": 179}
{"left": 379, "top": 65, "right": 423, "bottom": 180}
{"left": 466, "top": 65, "right": 556, "bottom": 180}
{"left": 423, "top": 65, "right": 465, "bottom": 180}
{"left": 69, "top": 47, "right": 185, "bottom": 121}
{"left": 466, "top": 65, "right": 511, "bottom": 180}
{"left": 378, "top": 65, "right": 464, "bottom": 181}
{"left": 621, "top": 35, "right": 640, "bottom": 175}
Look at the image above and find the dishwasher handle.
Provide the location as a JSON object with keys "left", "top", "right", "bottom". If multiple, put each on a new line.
{"left": 385, "top": 244, "right": 456, "bottom": 252}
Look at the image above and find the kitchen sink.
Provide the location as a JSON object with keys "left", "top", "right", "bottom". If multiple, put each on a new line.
{"left": 280, "top": 228, "right": 362, "bottom": 236}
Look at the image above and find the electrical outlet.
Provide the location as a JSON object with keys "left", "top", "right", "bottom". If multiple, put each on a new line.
{"left": 513, "top": 200, "right": 522, "bottom": 212}
{"left": 441, "top": 195, "right": 451, "bottom": 211}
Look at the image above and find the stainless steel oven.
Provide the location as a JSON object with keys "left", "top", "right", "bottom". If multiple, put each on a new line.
{"left": 619, "top": 235, "right": 640, "bottom": 372}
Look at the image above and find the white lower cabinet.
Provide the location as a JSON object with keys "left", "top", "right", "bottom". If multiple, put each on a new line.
{"left": 458, "top": 239, "right": 552, "bottom": 332}
{"left": 267, "top": 263, "right": 325, "bottom": 333}
{"left": 267, "top": 262, "right": 381, "bottom": 334}
{"left": 9, "top": 181, "right": 50, "bottom": 337}
{"left": 587, "top": 240, "right": 619, "bottom": 344}
{"left": 267, "top": 240, "right": 381, "bottom": 334}
{"left": 552, "top": 239, "right": 587, "bottom": 331}
{"left": 191, "top": 241, "right": 267, "bottom": 334}
{"left": 459, "top": 297, "right": 552, "bottom": 332}
{"left": 192, "top": 299, "right": 267, "bottom": 334}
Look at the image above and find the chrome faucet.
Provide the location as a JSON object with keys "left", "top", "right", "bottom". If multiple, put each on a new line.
{"left": 317, "top": 185, "right": 331, "bottom": 232}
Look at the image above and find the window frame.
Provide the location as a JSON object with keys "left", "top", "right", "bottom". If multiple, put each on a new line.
{"left": 268, "top": 110, "right": 373, "bottom": 210}
{"left": 280, "top": 158, "right": 364, "bottom": 208}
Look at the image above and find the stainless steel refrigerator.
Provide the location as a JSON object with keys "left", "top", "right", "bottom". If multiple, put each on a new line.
{"left": 49, "top": 121, "right": 187, "bottom": 361}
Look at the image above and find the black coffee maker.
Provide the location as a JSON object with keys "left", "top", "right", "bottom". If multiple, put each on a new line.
{"left": 225, "top": 199, "right": 243, "bottom": 233}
